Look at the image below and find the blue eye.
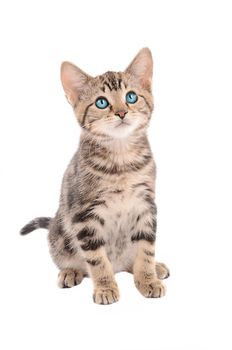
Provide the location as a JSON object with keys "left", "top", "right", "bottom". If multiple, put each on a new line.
{"left": 95, "top": 97, "right": 109, "bottom": 109}
{"left": 126, "top": 91, "right": 138, "bottom": 104}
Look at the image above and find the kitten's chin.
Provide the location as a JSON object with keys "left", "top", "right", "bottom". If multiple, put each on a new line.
{"left": 101, "top": 121, "right": 141, "bottom": 139}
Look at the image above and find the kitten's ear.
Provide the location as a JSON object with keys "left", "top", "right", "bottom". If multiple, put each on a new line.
{"left": 60, "top": 62, "right": 92, "bottom": 107}
{"left": 125, "top": 48, "right": 153, "bottom": 90}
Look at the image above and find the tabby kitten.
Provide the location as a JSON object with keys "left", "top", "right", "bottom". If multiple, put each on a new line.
{"left": 20, "top": 48, "right": 169, "bottom": 304}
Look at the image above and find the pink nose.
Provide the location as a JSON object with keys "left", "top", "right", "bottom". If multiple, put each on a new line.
{"left": 115, "top": 110, "right": 128, "bottom": 119}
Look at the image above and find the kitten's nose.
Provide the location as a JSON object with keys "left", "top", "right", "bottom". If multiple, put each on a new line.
{"left": 115, "top": 110, "right": 128, "bottom": 119}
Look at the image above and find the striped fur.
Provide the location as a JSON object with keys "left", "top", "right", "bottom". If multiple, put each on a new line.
{"left": 20, "top": 217, "right": 51, "bottom": 235}
{"left": 20, "top": 48, "right": 169, "bottom": 304}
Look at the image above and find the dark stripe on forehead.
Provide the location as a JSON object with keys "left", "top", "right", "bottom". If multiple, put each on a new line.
{"left": 103, "top": 81, "right": 113, "bottom": 91}
{"left": 101, "top": 72, "right": 122, "bottom": 91}
{"left": 118, "top": 78, "right": 122, "bottom": 89}
{"left": 107, "top": 72, "right": 119, "bottom": 90}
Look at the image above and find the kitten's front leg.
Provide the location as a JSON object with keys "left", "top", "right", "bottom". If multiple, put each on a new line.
{"left": 133, "top": 241, "right": 166, "bottom": 298}
{"left": 76, "top": 225, "right": 119, "bottom": 305}
{"left": 132, "top": 208, "right": 166, "bottom": 298}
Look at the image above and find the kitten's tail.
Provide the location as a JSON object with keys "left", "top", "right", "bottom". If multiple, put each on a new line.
{"left": 20, "top": 217, "right": 52, "bottom": 235}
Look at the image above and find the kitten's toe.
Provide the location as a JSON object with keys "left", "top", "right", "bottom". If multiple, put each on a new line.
{"left": 135, "top": 278, "right": 166, "bottom": 298}
{"left": 156, "top": 262, "right": 170, "bottom": 280}
{"left": 93, "top": 287, "right": 120, "bottom": 305}
{"left": 58, "top": 269, "right": 84, "bottom": 288}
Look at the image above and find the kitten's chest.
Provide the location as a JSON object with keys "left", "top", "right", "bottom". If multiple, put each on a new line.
{"left": 105, "top": 189, "right": 143, "bottom": 221}
{"left": 104, "top": 191, "right": 139, "bottom": 233}
{"left": 102, "top": 174, "right": 153, "bottom": 233}
{"left": 101, "top": 186, "right": 147, "bottom": 271}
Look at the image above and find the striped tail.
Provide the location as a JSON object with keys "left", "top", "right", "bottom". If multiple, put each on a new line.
{"left": 20, "top": 217, "right": 52, "bottom": 235}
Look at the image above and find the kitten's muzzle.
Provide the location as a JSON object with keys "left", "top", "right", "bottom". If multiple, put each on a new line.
{"left": 114, "top": 110, "right": 128, "bottom": 119}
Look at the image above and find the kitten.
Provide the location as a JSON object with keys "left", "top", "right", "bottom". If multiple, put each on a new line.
{"left": 20, "top": 48, "right": 169, "bottom": 304}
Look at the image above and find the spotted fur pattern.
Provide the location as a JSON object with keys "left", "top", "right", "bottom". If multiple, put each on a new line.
{"left": 20, "top": 48, "right": 169, "bottom": 304}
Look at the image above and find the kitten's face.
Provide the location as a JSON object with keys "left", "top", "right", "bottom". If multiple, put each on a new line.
{"left": 61, "top": 48, "right": 153, "bottom": 139}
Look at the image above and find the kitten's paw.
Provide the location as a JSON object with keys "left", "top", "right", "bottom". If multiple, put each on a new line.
{"left": 135, "top": 279, "right": 166, "bottom": 298}
{"left": 156, "top": 262, "right": 170, "bottom": 280}
{"left": 93, "top": 287, "right": 120, "bottom": 305}
{"left": 58, "top": 269, "right": 84, "bottom": 288}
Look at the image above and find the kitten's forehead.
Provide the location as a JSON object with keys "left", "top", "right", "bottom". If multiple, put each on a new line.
{"left": 93, "top": 71, "right": 131, "bottom": 93}
{"left": 98, "top": 71, "right": 124, "bottom": 92}
{"left": 81, "top": 71, "right": 138, "bottom": 101}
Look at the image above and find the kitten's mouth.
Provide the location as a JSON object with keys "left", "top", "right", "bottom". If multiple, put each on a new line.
{"left": 115, "top": 121, "right": 130, "bottom": 128}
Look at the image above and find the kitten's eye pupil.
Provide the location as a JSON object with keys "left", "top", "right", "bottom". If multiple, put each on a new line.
{"left": 126, "top": 91, "right": 138, "bottom": 104}
{"left": 95, "top": 97, "right": 109, "bottom": 109}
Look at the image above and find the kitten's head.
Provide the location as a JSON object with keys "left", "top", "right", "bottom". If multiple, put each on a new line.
{"left": 61, "top": 48, "right": 153, "bottom": 139}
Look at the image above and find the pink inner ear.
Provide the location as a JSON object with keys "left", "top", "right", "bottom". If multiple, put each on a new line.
{"left": 141, "top": 70, "right": 152, "bottom": 91}
{"left": 125, "top": 48, "right": 153, "bottom": 90}
{"left": 61, "top": 62, "right": 91, "bottom": 107}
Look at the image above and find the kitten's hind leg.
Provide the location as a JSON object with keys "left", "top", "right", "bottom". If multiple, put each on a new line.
{"left": 156, "top": 262, "right": 170, "bottom": 280}
{"left": 48, "top": 218, "right": 86, "bottom": 288}
{"left": 58, "top": 269, "right": 84, "bottom": 288}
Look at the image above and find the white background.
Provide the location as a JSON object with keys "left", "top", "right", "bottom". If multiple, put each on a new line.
{"left": 0, "top": 0, "right": 232, "bottom": 349}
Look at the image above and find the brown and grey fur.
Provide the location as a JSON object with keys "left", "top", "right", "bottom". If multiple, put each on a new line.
{"left": 20, "top": 48, "right": 169, "bottom": 304}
